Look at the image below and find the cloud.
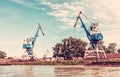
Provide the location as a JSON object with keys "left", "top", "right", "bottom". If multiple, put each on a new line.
{"left": 11, "top": 0, "right": 25, "bottom": 5}
{"left": 0, "top": 18, "right": 8, "bottom": 26}
{"left": 40, "top": 0, "right": 120, "bottom": 28}
{"left": 11, "top": 0, "right": 46, "bottom": 11}
{"left": 0, "top": 21, "right": 4, "bottom": 26}
{"left": 104, "top": 34, "right": 120, "bottom": 49}
{"left": 0, "top": 7, "right": 22, "bottom": 22}
{"left": 39, "top": 0, "right": 85, "bottom": 29}
{"left": 10, "top": 0, "right": 120, "bottom": 47}
{"left": 59, "top": 25, "right": 72, "bottom": 30}
{"left": 43, "top": 0, "right": 120, "bottom": 47}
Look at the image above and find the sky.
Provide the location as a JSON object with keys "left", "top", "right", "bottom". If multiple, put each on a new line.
{"left": 0, "top": 0, "right": 120, "bottom": 58}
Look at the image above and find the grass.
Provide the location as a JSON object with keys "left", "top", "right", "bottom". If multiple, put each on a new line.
{"left": 1, "top": 58, "right": 120, "bottom": 65}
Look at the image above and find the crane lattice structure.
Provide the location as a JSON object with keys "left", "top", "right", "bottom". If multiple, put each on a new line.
{"left": 74, "top": 11, "right": 106, "bottom": 59}
{"left": 22, "top": 23, "right": 45, "bottom": 60}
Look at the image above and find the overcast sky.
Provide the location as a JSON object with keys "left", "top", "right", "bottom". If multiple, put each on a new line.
{"left": 0, "top": 0, "right": 120, "bottom": 58}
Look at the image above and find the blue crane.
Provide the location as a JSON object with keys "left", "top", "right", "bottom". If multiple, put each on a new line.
{"left": 74, "top": 11, "right": 103, "bottom": 50}
{"left": 74, "top": 11, "right": 106, "bottom": 58}
{"left": 23, "top": 23, "right": 45, "bottom": 60}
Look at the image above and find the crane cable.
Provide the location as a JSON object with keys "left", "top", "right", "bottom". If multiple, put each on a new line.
{"left": 81, "top": 12, "right": 93, "bottom": 23}
{"left": 29, "top": 24, "right": 37, "bottom": 37}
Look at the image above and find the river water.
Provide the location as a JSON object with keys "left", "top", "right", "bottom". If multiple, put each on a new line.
{"left": 0, "top": 65, "right": 120, "bottom": 77}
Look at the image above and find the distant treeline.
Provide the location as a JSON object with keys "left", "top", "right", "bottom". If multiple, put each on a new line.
{"left": 53, "top": 37, "right": 120, "bottom": 59}
{"left": 0, "top": 37, "right": 120, "bottom": 59}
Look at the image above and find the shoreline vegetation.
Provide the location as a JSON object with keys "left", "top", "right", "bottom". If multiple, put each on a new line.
{"left": 0, "top": 57, "right": 120, "bottom": 66}
{"left": 0, "top": 37, "right": 120, "bottom": 66}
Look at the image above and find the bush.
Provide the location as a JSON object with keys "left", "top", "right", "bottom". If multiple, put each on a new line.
{"left": 0, "top": 51, "right": 6, "bottom": 58}
{"left": 117, "top": 49, "right": 120, "bottom": 53}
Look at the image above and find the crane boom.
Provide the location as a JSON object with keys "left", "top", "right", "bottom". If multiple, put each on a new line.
{"left": 74, "top": 11, "right": 103, "bottom": 49}
{"left": 38, "top": 23, "right": 45, "bottom": 36}
{"left": 74, "top": 11, "right": 81, "bottom": 27}
{"left": 79, "top": 17, "right": 92, "bottom": 41}
{"left": 31, "top": 23, "right": 45, "bottom": 48}
{"left": 74, "top": 11, "right": 91, "bottom": 41}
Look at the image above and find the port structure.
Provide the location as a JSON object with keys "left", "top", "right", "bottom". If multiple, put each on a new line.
{"left": 74, "top": 11, "right": 106, "bottom": 59}
{"left": 22, "top": 23, "right": 45, "bottom": 60}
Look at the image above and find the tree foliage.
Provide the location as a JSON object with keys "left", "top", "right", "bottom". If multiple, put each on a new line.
{"left": 0, "top": 50, "right": 6, "bottom": 58}
{"left": 53, "top": 36, "right": 118, "bottom": 59}
{"left": 117, "top": 49, "right": 120, "bottom": 53}
{"left": 105, "top": 43, "right": 117, "bottom": 53}
{"left": 53, "top": 37, "right": 87, "bottom": 60}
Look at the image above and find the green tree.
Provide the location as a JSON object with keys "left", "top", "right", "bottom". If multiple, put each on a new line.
{"left": 105, "top": 43, "right": 117, "bottom": 53}
{"left": 0, "top": 50, "right": 6, "bottom": 58}
{"left": 53, "top": 37, "right": 87, "bottom": 60}
{"left": 7, "top": 57, "right": 13, "bottom": 59}
{"left": 117, "top": 49, "right": 120, "bottom": 53}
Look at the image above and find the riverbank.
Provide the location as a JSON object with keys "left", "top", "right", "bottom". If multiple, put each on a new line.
{"left": 1, "top": 53, "right": 120, "bottom": 65}
{"left": 1, "top": 58, "right": 120, "bottom": 66}
{"left": 9, "top": 59, "right": 85, "bottom": 65}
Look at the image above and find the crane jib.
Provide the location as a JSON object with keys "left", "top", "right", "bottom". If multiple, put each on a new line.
{"left": 23, "top": 23, "right": 45, "bottom": 57}
{"left": 79, "top": 17, "right": 91, "bottom": 41}
{"left": 78, "top": 16, "right": 103, "bottom": 41}
{"left": 38, "top": 24, "right": 45, "bottom": 36}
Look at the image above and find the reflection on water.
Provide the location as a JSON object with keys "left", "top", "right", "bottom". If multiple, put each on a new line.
{"left": 0, "top": 65, "right": 120, "bottom": 77}
{"left": 54, "top": 66, "right": 120, "bottom": 77}
{"left": 54, "top": 66, "right": 85, "bottom": 77}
